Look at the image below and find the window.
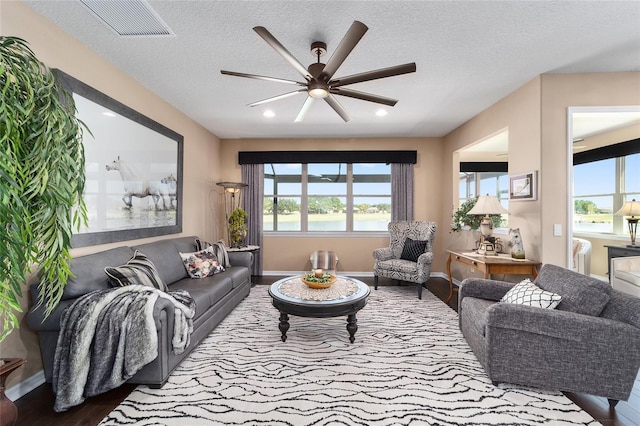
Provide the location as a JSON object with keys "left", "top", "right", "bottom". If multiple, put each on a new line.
{"left": 573, "top": 153, "right": 640, "bottom": 235}
{"left": 459, "top": 171, "right": 509, "bottom": 226}
{"left": 264, "top": 163, "right": 391, "bottom": 232}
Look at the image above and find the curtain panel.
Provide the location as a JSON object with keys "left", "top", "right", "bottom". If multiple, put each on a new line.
{"left": 391, "top": 163, "right": 414, "bottom": 221}
{"left": 241, "top": 164, "right": 264, "bottom": 276}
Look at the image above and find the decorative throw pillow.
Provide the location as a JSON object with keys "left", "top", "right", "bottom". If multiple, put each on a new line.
{"left": 105, "top": 250, "right": 168, "bottom": 292}
{"left": 180, "top": 246, "right": 225, "bottom": 279}
{"left": 400, "top": 238, "right": 427, "bottom": 262}
{"left": 501, "top": 279, "right": 562, "bottom": 309}
{"left": 195, "top": 238, "right": 231, "bottom": 268}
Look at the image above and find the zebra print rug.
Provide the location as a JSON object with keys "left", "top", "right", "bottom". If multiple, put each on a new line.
{"left": 101, "top": 285, "right": 598, "bottom": 425}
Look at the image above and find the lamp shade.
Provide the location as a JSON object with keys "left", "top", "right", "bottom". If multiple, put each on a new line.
{"left": 467, "top": 195, "right": 509, "bottom": 215}
{"left": 614, "top": 199, "right": 640, "bottom": 217}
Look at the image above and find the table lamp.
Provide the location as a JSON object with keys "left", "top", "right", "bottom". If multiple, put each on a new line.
{"left": 614, "top": 198, "right": 640, "bottom": 247}
{"left": 467, "top": 194, "right": 509, "bottom": 255}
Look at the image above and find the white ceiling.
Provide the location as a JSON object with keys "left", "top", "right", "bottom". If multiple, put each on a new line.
{"left": 24, "top": 0, "right": 640, "bottom": 140}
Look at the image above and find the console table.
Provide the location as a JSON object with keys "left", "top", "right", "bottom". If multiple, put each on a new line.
{"left": 446, "top": 250, "right": 541, "bottom": 303}
{"left": 604, "top": 245, "right": 640, "bottom": 282}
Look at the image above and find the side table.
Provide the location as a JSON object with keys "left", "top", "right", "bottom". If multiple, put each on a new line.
{"left": 604, "top": 245, "right": 640, "bottom": 282}
{"left": 446, "top": 250, "right": 541, "bottom": 303}
{"left": 227, "top": 245, "right": 260, "bottom": 282}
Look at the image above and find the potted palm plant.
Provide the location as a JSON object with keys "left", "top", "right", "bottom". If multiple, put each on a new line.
{"left": 228, "top": 207, "right": 248, "bottom": 248}
{"left": 0, "top": 36, "right": 88, "bottom": 342}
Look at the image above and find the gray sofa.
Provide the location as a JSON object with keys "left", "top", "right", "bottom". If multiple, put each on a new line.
{"left": 27, "top": 236, "right": 252, "bottom": 388}
{"left": 459, "top": 263, "right": 640, "bottom": 406}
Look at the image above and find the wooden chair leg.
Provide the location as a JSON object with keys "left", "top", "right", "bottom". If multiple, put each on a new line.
{"left": 608, "top": 398, "right": 619, "bottom": 408}
{"left": 374, "top": 275, "right": 378, "bottom": 290}
{"left": 417, "top": 282, "right": 423, "bottom": 299}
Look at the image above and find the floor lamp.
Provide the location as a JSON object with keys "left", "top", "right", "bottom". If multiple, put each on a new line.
{"left": 216, "top": 181, "right": 248, "bottom": 246}
{"left": 614, "top": 198, "right": 640, "bottom": 247}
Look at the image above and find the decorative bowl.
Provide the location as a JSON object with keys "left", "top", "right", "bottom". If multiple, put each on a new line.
{"left": 301, "top": 273, "right": 337, "bottom": 289}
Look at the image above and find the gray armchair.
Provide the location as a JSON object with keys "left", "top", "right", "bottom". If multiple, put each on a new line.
{"left": 459, "top": 263, "right": 640, "bottom": 407}
{"left": 372, "top": 221, "right": 437, "bottom": 299}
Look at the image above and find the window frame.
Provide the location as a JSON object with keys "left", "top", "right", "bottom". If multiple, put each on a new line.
{"left": 263, "top": 163, "right": 392, "bottom": 235}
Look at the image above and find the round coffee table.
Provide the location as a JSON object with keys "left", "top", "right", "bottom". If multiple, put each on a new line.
{"left": 268, "top": 276, "right": 370, "bottom": 343}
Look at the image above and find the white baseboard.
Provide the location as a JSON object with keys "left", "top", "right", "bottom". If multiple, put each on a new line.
{"left": 6, "top": 369, "right": 45, "bottom": 401}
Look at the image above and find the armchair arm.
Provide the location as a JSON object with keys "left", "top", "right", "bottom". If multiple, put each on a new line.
{"left": 459, "top": 278, "right": 515, "bottom": 302}
{"left": 487, "top": 302, "right": 640, "bottom": 344}
{"left": 373, "top": 247, "right": 393, "bottom": 261}
{"left": 417, "top": 252, "right": 434, "bottom": 266}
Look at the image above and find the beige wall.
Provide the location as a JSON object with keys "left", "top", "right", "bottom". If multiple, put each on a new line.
{"left": 442, "top": 78, "right": 543, "bottom": 282}
{"left": 219, "top": 138, "right": 444, "bottom": 273}
{"left": 540, "top": 73, "right": 640, "bottom": 268}
{"left": 1, "top": 2, "right": 223, "bottom": 389}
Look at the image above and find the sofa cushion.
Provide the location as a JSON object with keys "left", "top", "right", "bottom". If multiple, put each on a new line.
{"left": 61, "top": 246, "right": 135, "bottom": 300}
{"left": 180, "top": 247, "right": 225, "bottom": 278}
{"left": 534, "top": 263, "right": 611, "bottom": 316}
{"left": 500, "top": 279, "right": 562, "bottom": 309}
{"left": 170, "top": 276, "right": 234, "bottom": 319}
{"left": 132, "top": 238, "right": 193, "bottom": 284}
{"left": 105, "top": 250, "right": 168, "bottom": 291}
{"left": 400, "top": 238, "right": 427, "bottom": 262}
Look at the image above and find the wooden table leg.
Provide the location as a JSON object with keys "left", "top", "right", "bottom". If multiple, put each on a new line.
{"left": 346, "top": 313, "right": 358, "bottom": 343}
{"left": 278, "top": 312, "right": 289, "bottom": 342}
{"left": 446, "top": 253, "right": 454, "bottom": 303}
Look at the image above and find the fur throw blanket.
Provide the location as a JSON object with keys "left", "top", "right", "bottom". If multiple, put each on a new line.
{"left": 52, "top": 285, "right": 196, "bottom": 412}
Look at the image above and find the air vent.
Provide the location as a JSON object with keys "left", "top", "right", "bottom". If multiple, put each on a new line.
{"left": 80, "top": 0, "right": 174, "bottom": 37}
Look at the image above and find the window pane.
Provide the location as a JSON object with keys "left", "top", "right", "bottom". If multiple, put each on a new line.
{"left": 267, "top": 197, "right": 301, "bottom": 231}
{"left": 308, "top": 196, "right": 346, "bottom": 231}
{"left": 573, "top": 195, "right": 613, "bottom": 233}
{"left": 574, "top": 159, "right": 615, "bottom": 196}
{"left": 625, "top": 153, "right": 640, "bottom": 193}
{"left": 353, "top": 197, "right": 391, "bottom": 231}
{"left": 308, "top": 163, "right": 346, "bottom": 195}
{"left": 459, "top": 172, "right": 475, "bottom": 201}
{"left": 353, "top": 163, "right": 391, "bottom": 195}
{"left": 265, "top": 163, "right": 302, "bottom": 195}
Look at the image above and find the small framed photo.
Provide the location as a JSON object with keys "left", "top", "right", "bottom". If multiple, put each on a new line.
{"left": 509, "top": 171, "right": 537, "bottom": 201}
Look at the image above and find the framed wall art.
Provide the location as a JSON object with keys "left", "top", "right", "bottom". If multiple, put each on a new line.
{"left": 509, "top": 171, "right": 537, "bottom": 201}
{"left": 55, "top": 70, "right": 184, "bottom": 247}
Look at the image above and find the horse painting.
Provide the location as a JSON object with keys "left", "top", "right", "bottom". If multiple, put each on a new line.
{"left": 105, "top": 156, "right": 174, "bottom": 210}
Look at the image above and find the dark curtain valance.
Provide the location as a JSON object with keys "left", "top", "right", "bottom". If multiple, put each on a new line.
{"left": 459, "top": 162, "right": 508, "bottom": 173}
{"left": 574, "top": 138, "right": 640, "bottom": 165}
{"left": 238, "top": 150, "right": 417, "bottom": 164}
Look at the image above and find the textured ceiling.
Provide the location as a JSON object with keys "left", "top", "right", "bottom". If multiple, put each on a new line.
{"left": 24, "top": 0, "right": 640, "bottom": 139}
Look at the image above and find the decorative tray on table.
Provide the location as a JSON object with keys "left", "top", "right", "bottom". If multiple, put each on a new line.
{"left": 301, "top": 273, "right": 337, "bottom": 289}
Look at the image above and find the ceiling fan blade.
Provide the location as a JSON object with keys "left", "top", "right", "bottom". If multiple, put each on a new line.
{"left": 330, "top": 62, "right": 417, "bottom": 88}
{"left": 330, "top": 88, "right": 397, "bottom": 106}
{"left": 247, "top": 89, "right": 306, "bottom": 107}
{"left": 221, "top": 70, "right": 306, "bottom": 86}
{"left": 253, "top": 26, "right": 313, "bottom": 81}
{"left": 295, "top": 96, "right": 314, "bottom": 122}
{"left": 320, "top": 20, "right": 368, "bottom": 82}
{"left": 324, "top": 94, "right": 351, "bottom": 122}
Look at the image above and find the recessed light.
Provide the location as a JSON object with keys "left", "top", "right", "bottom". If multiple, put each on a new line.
{"left": 102, "top": 111, "right": 116, "bottom": 117}
{"left": 375, "top": 109, "right": 388, "bottom": 117}
{"left": 263, "top": 110, "right": 275, "bottom": 118}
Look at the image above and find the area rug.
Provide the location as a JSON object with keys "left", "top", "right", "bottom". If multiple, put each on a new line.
{"left": 101, "top": 285, "right": 598, "bottom": 425}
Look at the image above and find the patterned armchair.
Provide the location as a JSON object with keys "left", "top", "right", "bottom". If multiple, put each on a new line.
{"left": 372, "top": 221, "right": 437, "bottom": 299}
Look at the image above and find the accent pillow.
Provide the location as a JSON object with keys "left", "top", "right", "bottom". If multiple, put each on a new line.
{"left": 501, "top": 279, "right": 562, "bottom": 309}
{"left": 105, "top": 250, "right": 168, "bottom": 292}
{"left": 400, "top": 238, "right": 427, "bottom": 262}
{"left": 180, "top": 246, "right": 225, "bottom": 279}
{"left": 195, "top": 238, "right": 231, "bottom": 268}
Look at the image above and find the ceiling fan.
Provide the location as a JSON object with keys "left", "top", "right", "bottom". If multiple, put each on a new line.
{"left": 220, "top": 21, "right": 416, "bottom": 122}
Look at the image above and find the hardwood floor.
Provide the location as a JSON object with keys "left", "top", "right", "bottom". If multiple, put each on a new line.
{"left": 14, "top": 277, "right": 640, "bottom": 426}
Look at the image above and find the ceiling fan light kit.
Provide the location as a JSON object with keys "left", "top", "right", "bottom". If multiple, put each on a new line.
{"left": 221, "top": 20, "right": 416, "bottom": 122}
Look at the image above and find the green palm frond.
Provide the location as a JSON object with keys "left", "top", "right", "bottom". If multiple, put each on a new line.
{"left": 0, "top": 36, "right": 88, "bottom": 340}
